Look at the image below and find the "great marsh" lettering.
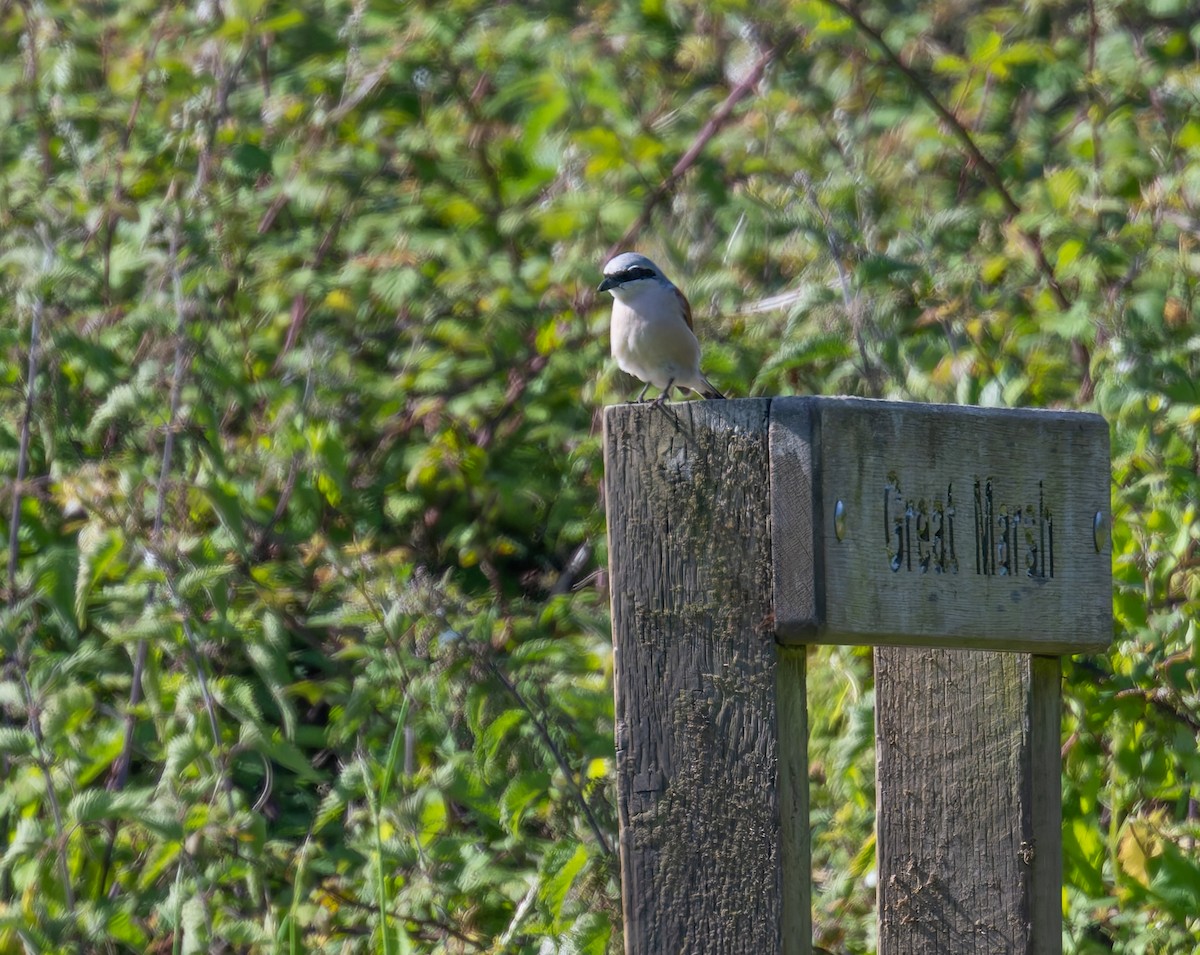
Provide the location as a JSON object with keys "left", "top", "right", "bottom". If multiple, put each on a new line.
{"left": 883, "top": 474, "right": 1054, "bottom": 579}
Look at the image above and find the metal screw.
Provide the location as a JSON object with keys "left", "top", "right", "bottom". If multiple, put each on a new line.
{"left": 834, "top": 500, "right": 846, "bottom": 541}
{"left": 1093, "top": 510, "right": 1109, "bottom": 553}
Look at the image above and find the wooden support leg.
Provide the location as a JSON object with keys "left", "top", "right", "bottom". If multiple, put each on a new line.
{"left": 875, "top": 648, "right": 1063, "bottom": 955}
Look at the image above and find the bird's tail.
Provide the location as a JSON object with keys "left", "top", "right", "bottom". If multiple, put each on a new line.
{"left": 694, "top": 375, "right": 725, "bottom": 400}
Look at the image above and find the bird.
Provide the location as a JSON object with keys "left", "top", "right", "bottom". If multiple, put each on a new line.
{"left": 598, "top": 252, "right": 725, "bottom": 404}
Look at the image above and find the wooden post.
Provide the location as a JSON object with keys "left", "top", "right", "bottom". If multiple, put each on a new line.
{"left": 604, "top": 400, "right": 811, "bottom": 953}
{"left": 605, "top": 396, "right": 1110, "bottom": 955}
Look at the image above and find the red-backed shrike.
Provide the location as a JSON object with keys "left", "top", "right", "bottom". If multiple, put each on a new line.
{"left": 598, "top": 252, "right": 724, "bottom": 403}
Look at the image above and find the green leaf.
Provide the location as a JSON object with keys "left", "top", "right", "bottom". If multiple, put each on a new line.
{"left": 0, "top": 727, "right": 35, "bottom": 756}
{"left": 540, "top": 841, "right": 589, "bottom": 923}
{"left": 1148, "top": 839, "right": 1200, "bottom": 922}
{"left": 500, "top": 771, "right": 550, "bottom": 834}
{"left": 1064, "top": 815, "right": 1106, "bottom": 898}
{"left": 480, "top": 708, "right": 525, "bottom": 770}
{"left": 1055, "top": 238, "right": 1084, "bottom": 270}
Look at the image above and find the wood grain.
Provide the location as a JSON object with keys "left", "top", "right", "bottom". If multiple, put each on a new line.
{"left": 875, "top": 648, "right": 1063, "bottom": 955}
{"left": 778, "top": 648, "right": 812, "bottom": 955}
{"left": 1029, "top": 657, "right": 1063, "bottom": 955}
{"left": 770, "top": 399, "right": 819, "bottom": 638}
{"left": 604, "top": 399, "right": 788, "bottom": 954}
{"left": 772, "top": 397, "right": 1111, "bottom": 654}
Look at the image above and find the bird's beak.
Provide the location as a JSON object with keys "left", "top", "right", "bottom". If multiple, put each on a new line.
{"left": 597, "top": 277, "right": 618, "bottom": 293}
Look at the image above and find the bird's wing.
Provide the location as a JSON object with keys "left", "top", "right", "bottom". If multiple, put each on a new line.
{"left": 674, "top": 286, "right": 694, "bottom": 331}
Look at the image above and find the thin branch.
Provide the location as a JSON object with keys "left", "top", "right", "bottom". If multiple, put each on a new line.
{"left": 194, "top": 36, "right": 254, "bottom": 196}
{"left": 432, "top": 612, "right": 612, "bottom": 857}
{"left": 157, "top": 213, "right": 234, "bottom": 816}
{"left": 607, "top": 29, "right": 801, "bottom": 263}
{"left": 1086, "top": 0, "right": 1103, "bottom": 175}
{"left": 497, "top": 880, "right": 538, "bottom": 949}
{"left": 332, "top": 62, "right": 391, "bottom": 122}
{"left": 822, "top": 0, "right": 1071, "bottom": 312}
{"left": 153, "top": 216, "right": 191, "bottom": 543}
{"left": 102, "top": 208, "right": 215, "bottom": 896}
{"left": 572, "top": 30, "right": 798, "bottom": 323}
{"left": 19, "top": 667, "right": 76, "bottom": 912}
{"left": 480, "top": 649, "right": 614, "bottom": 857}
{"left": 317, "top": 888, "right": 489, "bottom": 949}
{"left": 16, "top": 0, "right": 53, "bottom": 178}
{"left": 273, "top": 194, "right": 359, "bottom": 371}
{"left": 6, "top": 231, "right": 52, "bottom": 601}
{"left": 796, "top": 171, "right": 884, "bottom": 396}
{"left": 158, "top": 557, "right": 236, "bottom": 819}
{"left": 1073, "top": 659, "right": 1200, "bottom": 733}
{"left": 471, "top": 352, "right": 548, "bottom": 450}
{"left": 823, "top": 0, "right": 1017, "bottom": 214}
{"left": 96, "top": 9, "right": 173, "bottom": 300}
{"left": 99, "top": 224, "right": 190, "bottom": 890}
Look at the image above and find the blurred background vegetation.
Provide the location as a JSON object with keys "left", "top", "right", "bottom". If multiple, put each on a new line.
{"left": 2, "top": 0, "right": 1198, "bottom": 951}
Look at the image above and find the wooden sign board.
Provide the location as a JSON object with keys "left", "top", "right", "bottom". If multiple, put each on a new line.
{"left": 770, "top": 397, "right": 1112, "bottom": 654}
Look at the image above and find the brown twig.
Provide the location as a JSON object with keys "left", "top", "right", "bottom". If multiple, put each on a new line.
{"left": 273, "top": 192, "right": 359, "bottom": 371}
{"left": 821, "top": 0, "right": 1071, "bottom": 312}
{"left": 573, "top": 30, "right": 798, "bottom": 326}
{"left": 19, "top": 667, "right": 76, "bottom": 911}
{"left": 97, "top": 9, "right": 172, "bottom": 300}
{"left": 485, "top": 652, "right": 614, "bottom": 858}
{"left": 102, "top": 209, "right": 210, "bottom": 896}
{"left": 195, "top": 36, "right": 254, "bottom": 195}
{"left": 1073, "top": 658, "right": 1200, "bottom": 733}
{"left": 5, "top": 234, "right": 49, "bottom": 601}
{"left": 471, "top": 352, "right": 549, "bottom": 450}
{"left": 606, "top": 30, "right": 801, "bottom": 265}
{"left": 436, "top": 614, "right": 613, "bottom": 857}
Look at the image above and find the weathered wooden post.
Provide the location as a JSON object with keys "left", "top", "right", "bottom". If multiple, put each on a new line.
{"left": 604, "top": 397, "right": 1110, "bottom": 954}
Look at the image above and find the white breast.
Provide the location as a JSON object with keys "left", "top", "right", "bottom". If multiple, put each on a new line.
{"left": 609, "top": 284, "right": 703, "bottom": 391}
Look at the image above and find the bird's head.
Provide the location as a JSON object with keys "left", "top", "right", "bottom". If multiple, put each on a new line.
{"left": 598, "top": 252, "right": 669, "bottom": 301}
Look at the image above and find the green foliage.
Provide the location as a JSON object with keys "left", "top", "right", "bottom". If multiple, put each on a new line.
{"left": 2, "top": 0, "right": 1199, "bottom": 951}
